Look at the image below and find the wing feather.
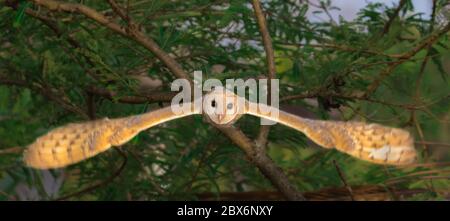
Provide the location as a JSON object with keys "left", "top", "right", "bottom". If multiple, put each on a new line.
{"left": 246, "top": 104, "right": 417, "bottom": 165}
{"left": 24, "top": 105, "right": 196, "bottom": 169}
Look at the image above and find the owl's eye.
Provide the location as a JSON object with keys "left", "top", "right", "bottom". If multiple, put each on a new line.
{"left": 227, "top": 103, "right": 233, "bottom": 110}
{"left": 211, "top": 100, "right": 216, "bottom": 108}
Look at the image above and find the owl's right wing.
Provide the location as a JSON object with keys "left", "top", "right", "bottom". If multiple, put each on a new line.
{"left": 24, "top": 104, "right": 198, "bottom": 169}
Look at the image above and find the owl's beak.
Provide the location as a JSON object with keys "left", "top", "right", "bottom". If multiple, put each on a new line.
{"left": 217, "top": 114, "right": 225, "bottom": 123}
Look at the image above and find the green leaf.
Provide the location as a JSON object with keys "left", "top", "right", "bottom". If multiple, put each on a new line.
{"left": 275, "top": 51, "right": 294, "bottom": 74}
{"left": 13, "top": 1, "right": 31, "bottom": 28}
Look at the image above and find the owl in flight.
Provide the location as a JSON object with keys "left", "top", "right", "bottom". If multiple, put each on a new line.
{"left": 23, "top": 87, "right": 417, "bottom": 169}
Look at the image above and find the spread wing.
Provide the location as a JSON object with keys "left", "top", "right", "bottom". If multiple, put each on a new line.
{"left": 24, "top": 105, "right": 197, "bottom": 169}
{"left": 246, "top": 104, "right": 417, "bottom": 165}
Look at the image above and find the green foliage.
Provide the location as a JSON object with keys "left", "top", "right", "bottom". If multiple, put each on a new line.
{"left": 0, "top": 0, "right": 449, "bottom": 201}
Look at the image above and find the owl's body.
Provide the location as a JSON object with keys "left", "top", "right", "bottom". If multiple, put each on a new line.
{"left": 24, "top": 88, "right": 417, "bottom": 169}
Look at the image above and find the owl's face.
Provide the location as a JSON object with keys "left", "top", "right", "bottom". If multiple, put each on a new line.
{"left": 203, "top": 87, "right": 245, "bottom": 125}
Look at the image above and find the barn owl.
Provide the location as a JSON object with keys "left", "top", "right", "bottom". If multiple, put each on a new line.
{"left": 23, "top": 87, "right": 417, "bottom": 169}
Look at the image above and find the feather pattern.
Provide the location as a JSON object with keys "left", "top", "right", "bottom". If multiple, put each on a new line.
{"left": 24, "top": 105, "right": 196, "bottom": 169}
{"left": 23, "top": 89, "right": 417, "bottom": 169}
{"left": 246, "top": 104, "right": 417, "bottom": 165}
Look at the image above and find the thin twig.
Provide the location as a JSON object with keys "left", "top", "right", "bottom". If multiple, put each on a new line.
{"left": 381, "top": 0, "right": 408, "bottom": 36}
{"left": 55, "top": 148, "right": 128, "bottom": 201}
{"left": 86, "top": 86, "right": 176, "bottom": 104}
{"left": 365, "top": 21, "right": 450, "bottom": 97}
{"left": 415, "top": 141, "right": 450, "bottom": 148}
{"left": 126, "top": 148, "right": 166, "bottom": 196}
{"left": 107, "top": 0, "right": 130, "bottom": 22}
{"left": 185, "top": 135, "right": 218, "bottom": 192}
{"left": 276, "top": 41, "right": 401, "bottom": 58}
{"left": 333, "top": 160, "right": 355, "bottom": 201}
{"left": 0, "top": 76, "right": 89, "bottom": 119}
{"left": 86, "top": 90, "right": 96, "bottom": 120}
{"left": 0, "top": 146, "right": 23, "bottom": 155}
{"left": 411, "top": 0, "right": 438, "bottom": 156}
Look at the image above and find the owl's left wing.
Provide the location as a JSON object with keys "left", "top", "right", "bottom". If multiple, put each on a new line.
{"left": 24, "top": 104, "right": 198, "bottom": 169}
{"left": 246, "top": 103, "right": 417, "bottom": 165}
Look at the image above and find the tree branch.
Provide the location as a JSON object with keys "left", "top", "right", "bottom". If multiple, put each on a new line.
{"left": 24, "top": 0, "right": 306, "bottom": 201}
{"left": 381, "top": 0, "right": 408, "bottom": 36}
{"left": 215, "top": 125, "right": 306, "bottom": 201}
{"left": 197, "top": 185, "right": 429, "bottom": 201}
{"left": 0, "top": 75, "right": 89, "bottom": 119}
{"left": 252, "top": 0, "right": 275, "bottom": 150}
{"left": 86, "top": 86, "right": 176, "bottom": 104}
{"left": 411, "top": 0, "right": 439, "bottom": 157}
{"left": 31, "top": 0, "right": 191, "bottom": 80}
{"left": 0, "top": 146, "right": 23, "bottom": 155}
{"left": 333, "top": 160, "right": 354, "bottom": 201}
{"left": 365, "top": 21, "right": 450, "bottom": 97}
{"left": 106, "top": 0, "right": 130, "bottom": 22}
